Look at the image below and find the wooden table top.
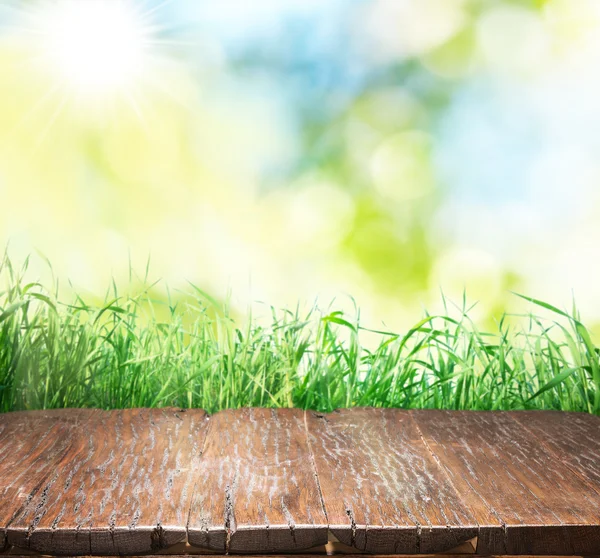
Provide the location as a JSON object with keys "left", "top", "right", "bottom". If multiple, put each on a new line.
{"left": 0, "top": 408, "right": 599, "bottom": 556}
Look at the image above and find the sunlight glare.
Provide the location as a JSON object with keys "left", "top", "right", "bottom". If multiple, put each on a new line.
{"left": 38, "top": 0, "right": 149, "bottom": 97}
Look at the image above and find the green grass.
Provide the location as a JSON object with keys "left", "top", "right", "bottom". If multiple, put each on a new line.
{"left": 0, "top": 254, "right": 599, "bottom": 414}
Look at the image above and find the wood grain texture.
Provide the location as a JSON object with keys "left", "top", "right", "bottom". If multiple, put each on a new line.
{"left": 509, "top": 411, "right": 600, "bottom": 488}
{"left": 2, "top": 556, "right": 600, "bottom": 558}
{"left": 306, "top": 408, "right": 478, "bottom": 554}
{"left": 0, "top": 410, "right": 96, "bottom": 552}
{"left": 2, "top": 408, "right": 600, "bottom": 556}
{"left": 187, "top": 408, "right": 328, "bottom": 553}
{"left": 7, "top": 408, "right": 209, "bottom": 556}
{"left": 413, "top": 410, "right": 600, "bottom": 556}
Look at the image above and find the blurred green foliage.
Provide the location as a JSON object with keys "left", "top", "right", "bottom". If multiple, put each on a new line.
{"left": 0, "top": 0, "right": 598, "bottom": 332}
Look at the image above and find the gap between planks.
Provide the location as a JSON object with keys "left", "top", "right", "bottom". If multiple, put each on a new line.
{"left": 2, "top": 409, "right": 477, "bottom": 555}
{"left": 2, "top": 409, "right": 600, "bottom": 556}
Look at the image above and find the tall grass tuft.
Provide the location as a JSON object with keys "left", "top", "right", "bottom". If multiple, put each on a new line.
{"left": 0, "top": 254, "right": 598, "bottom": 414}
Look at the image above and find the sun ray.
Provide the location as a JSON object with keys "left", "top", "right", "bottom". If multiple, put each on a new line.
{"left": 142, "top": 38, "right": 198, "bottom": 47}
{"left": 0, "top": 1, "right": 41, "bottom": 20}
{"left": 1, "top": 0, "right": 190, "bottom": 146}
{"left": 0, "top": 81, "right": 66, "bottom": 161}
{"left": 2, "top": 81, "right": 65, "bottom": 141}
{"left": 25, "top": 0, "right": 155, "bottom": 100}
{"left": 31, "top": 92, "right": 69, "bottom": 155}
{"left": 0, "top": 25, "right": 43, "bottom": 35}
{"left": 123, "top": 87, "right": 150, "bottom": 133}
{"left": 137, "top": 0, "right": 174, "bottom": 24}
{"left": 140, "top": 69, "right": 192, "bottom": 112}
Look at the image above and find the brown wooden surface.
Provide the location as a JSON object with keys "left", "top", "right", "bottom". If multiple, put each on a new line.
{"left": 6, "top": 408, "right": 209, "bottom": 555}
{"left": 0, "top": 410, "right": 97, "bottom": 552}
{"left": 1, "top": 408, "right": 600, "bottom": 556}
{"left": 509, "top": 411, "right": 600, "bottom": 488}
{"left": 306, "top": 408, "right": 478, "bottom": 554}
{"left": 187, "top": 408, "right": 328, "bottom": 553}
{"left": 412, "top": 410, "right": 600, "bottom": 555}
{"left": 2, "top": 555, "right": 599, "bottom": 558}
{"left": 4, "top": 555, "right": 598, "bottom": 558}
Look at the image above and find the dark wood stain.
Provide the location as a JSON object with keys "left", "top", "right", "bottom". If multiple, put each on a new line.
{"left": 412, "top": 410, "right": 600, "bottom": 555}
{"left": 187, "top": 408, "right": 328, "bottom": 553}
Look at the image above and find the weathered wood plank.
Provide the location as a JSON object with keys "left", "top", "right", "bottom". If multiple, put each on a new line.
{"left": 3, "top": 408, "right": 600, "bottom": 557}
{"left": 0, "top": 410, "right": 96, "bottom": 552}
{"left": 305, "top": 408, "right": 478, "bottom": 554}
{"left": 509, "top": 411, "right": 600, "bottom": 488}
{"left": 413, "top": 410, "right": 600, "bottom": 555}
{"left": 187, "top": 408, "right": 328, "bottom": 553}
{"left": 3, "top": 555, "right": 597, "bottom": 558}
{"left": 7, "top": 408, "right": 209, "bottom": 555}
